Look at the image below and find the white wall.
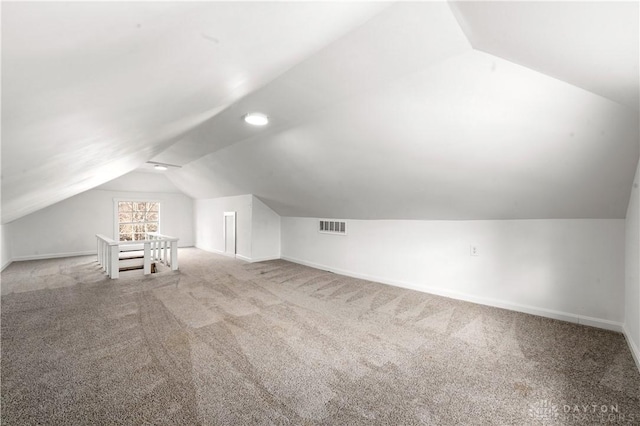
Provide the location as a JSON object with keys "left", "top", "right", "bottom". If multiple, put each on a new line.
{"left": 625, "top": 159, "right": 640, "bottom": 367}
{"left": 194, "top": 195, "right": 253, "bottom": 259}
{"left": 194, "top": 194, "right": 281, "bottom": 262}
{"left": 1, "top": 223, "right": 14, "bottom": 270}
{"left": 251, "top": 196, "right": 281, "bottom": 262}
{"left": 282, "top": 217, "right": 625, "bottom": 330}
{"left": 8, "top": 189, "right": 194, "bottom": 261}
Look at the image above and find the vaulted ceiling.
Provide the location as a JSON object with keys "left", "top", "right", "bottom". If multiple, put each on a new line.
{"left": 2, "top": 1, "right": 638, "bottom": 223}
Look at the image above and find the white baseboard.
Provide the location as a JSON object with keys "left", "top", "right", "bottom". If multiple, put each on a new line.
{"left": 196, "top": 246, "right": 242, "bottom": 259}
{"left": 237, "top": 255, "right": 280, "bottom": 263}
{"left": 1, "top": 260, "right": 13, "bottom": 272}
{"left": 8, "top": 245, "right": 195, "bottom": 264}
{"left": 12, "top": 250, "right": 97, "bottom": 262}
{"left": 195, "top": 246, "right": 279, "bottom": 263}
{"left": 622, "top": 326, "right": 640, "bottom": 373}
{"left": 281, "top": 255, "right": 624, "bottom": 333}
{"left": 195, "top": 246, "right": 225, "bottom": 255}
{"left": 251, "top": 256, "right": 281, "bottom": 263}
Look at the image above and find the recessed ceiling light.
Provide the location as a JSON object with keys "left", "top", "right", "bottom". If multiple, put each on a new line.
{"left": 244, "top": 112, "right": 269, "bottom": 126}
{"left": 146, "top": 161, "right": 181, "bottom": 170}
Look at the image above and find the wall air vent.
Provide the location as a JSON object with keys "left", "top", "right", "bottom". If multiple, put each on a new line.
{"left": 319, "top": 219, "right": 347, "bottom": 235}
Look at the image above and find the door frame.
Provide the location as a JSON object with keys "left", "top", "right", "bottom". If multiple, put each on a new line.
{"left": 223, "top": 211, "right": 237, "bottom": 258}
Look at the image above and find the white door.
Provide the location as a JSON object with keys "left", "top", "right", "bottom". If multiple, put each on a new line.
{"left": 224, "top": 212, "right": 236, "bottom": 257}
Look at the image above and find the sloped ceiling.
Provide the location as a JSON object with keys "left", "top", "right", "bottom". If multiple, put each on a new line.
{"left": 95, "top": 171, "right": 184, "bottom": 194}
{"left": 448, "top": 1, "right": 639, "bottom": 110}
{"left": 1, "top": 1, "right": 390, "bottom": 223}
{"left": 2, "top": 1, "right": 638, "bottom": 222}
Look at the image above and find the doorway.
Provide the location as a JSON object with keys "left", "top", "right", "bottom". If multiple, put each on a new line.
{"left": 223, "top": 212, "right": 236, "bottom": 258}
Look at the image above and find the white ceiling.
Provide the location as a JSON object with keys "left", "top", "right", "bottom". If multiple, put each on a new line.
{"left": 2, "top": 1, "right": 638, "bottom": 222}
{"left": 169, "top": 49, "right": 638, "bottom": 219}
{"left": 449, "top": 1, "right": 639, "bottom": 110}
{"left": 95, "top": 171, "right": 183, "bottom": 194}
{"left": 1, "top": 1, "right": 389, "bottom": 223}
{"left": 150, "top": 1, "right": 470, "bottom": 166}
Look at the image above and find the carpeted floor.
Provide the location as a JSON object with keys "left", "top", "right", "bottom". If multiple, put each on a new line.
{"left": 2, "top": 248, "right": 639, "bottom": 424}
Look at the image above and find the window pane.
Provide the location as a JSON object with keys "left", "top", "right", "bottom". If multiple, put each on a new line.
{"left": 132, "top": 228, "right": 143, "bottom": 240}
{"left": 119, "top": 225, "right": 131, "bottom": 241}
{"left": 132, "top": 211, "right": 145, "bottom": 222}
{"left": 118, "top": 212, "right": 132, "bottom": 223}
{"left": 119, "top": 224, "right": 132, "bottom": 241}
{"left": 117, "top": 201, "right": 159, "bottom": 239}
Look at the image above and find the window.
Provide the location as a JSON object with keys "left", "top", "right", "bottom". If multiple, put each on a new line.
{"left": 117, "top": 201, "right": 159, "bottom": 241}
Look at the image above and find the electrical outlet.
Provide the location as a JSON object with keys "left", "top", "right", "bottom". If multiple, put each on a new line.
{"left": 470, "top": 245, "right": 479, "bottom": 256}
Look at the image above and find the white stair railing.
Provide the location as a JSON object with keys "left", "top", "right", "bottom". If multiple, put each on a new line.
{"left": 96, "top": 234, "right": 121, "bottom": 279}
{"left": 146, "top": 232, "right": 179, "bottom": 271}
{"left": 96, "top": 233, "right": 179, "bottom": 279}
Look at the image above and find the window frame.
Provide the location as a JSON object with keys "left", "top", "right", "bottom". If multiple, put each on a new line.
{"left": 113, "top": 198, "right": 161, "bottom": 242}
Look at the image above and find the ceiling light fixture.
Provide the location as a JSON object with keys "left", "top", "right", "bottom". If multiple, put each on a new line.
{"left": 146, "top": 161, "right": 181, "bottom": 171}
{"left": 244, "top": 112, "right": 269, "bottom": 126}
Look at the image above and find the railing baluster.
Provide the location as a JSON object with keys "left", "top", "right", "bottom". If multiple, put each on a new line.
{"left": 96, "top": 233, "right": 179, "bottom": 279}
{"left": 105, "top": 244, "right": 110, "bottom": 276}
{"left": 163, "top": 240, "right": 168, "bottom": 265}
{"left": 170, "top": 241, "right": 178, "bottom": 271}
{"left": 110, "top": 244, "right": 119, "bottom": 279}
{"left": 144, "top": 242, "right": 151, "bottom": 275}
{"left": 153, "top": 238, "right": 158, "bottom": 261}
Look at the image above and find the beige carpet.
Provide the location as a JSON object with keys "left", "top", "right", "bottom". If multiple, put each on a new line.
{"left": 2, "top": 248, "right": 639, "bottom": 424}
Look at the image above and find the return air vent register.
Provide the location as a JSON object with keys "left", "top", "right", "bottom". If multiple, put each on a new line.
{"left": 319, "top": 220, "right": 347, "bottom": 235}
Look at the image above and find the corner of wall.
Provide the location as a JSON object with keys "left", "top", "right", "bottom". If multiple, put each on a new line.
{"left": 624, "top": 157, "right": 640, "bottom": 372}
{"left": 250, "top": 195, "right": 282, "bottom": 262}
{"left": 194, "top": 194, "right": 254, "bottom": 259}
{"left": 1, "top": 223, "right": 14, "bottom": 271}
{"left": 1, "top": 259, "right": 12, "bottom": 272}
{"left": 623, "top": 325, "right": 640, "bottom": 373}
